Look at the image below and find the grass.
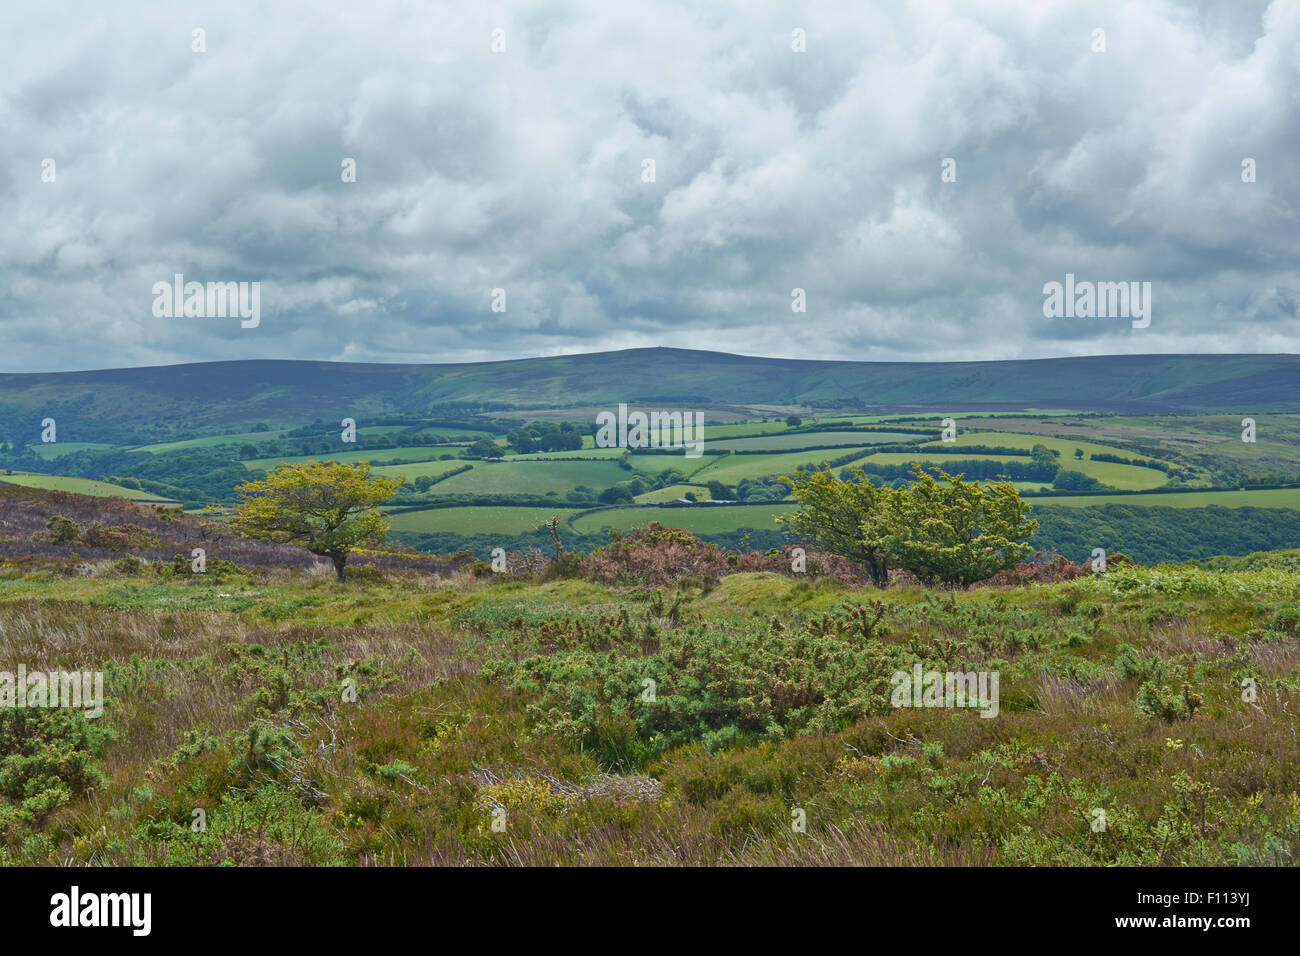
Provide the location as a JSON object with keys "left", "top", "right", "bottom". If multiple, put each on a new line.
{"left": 389, "top": 506, "right": 575, "bottom": 535}
{"left": 634, "top": 484, "right": 708, "bottom": 503}
{"left": 1, "top": 558, "right": 1297, "bottom": 866}
{"left": 379, "top": 459, "right": 631, "bottom": 495}
{"left": 572, "top": 503, "right": 797, "bottom": 534}
{"left": 693, "top": 450, "right": 870, "bottom": 484}
{"left": 707, "top": 431, "right": 919, "bottom": 451}
{"left": 245, "top": 446, "right": 466, "bottom": 470}
{"left": 854, "top": 451, "right": 1169, "bottom": 490}
{"left": 0, "top": 472, "right": 177, "bottom": 501}
{"left": 1033, "top": 488, "right": 1300, "bottom": 508}
{"left": 24, "top": 442, "right": 116, "bottom": 459}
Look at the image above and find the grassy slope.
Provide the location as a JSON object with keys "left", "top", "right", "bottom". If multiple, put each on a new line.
{"left": 2, "top": 562, "right": 1296, "bottom": 866}
{"left": 389, "top": 506, "right": 575, "bottom": 535}
{"left": 1036, "top": 487, "right": 1300, "bottom": 508}
{"left": 0, "top": 472, "right": 177, "bottom": 501}
{"left": 4, "top": 350, "right": 1300, "bottom": 437}
{"left": 572, "top": 503, "right": 797, "bottom": 533}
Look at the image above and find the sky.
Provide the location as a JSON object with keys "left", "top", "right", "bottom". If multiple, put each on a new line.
{"left": 1, "top": 0, "right": 1297, "bottom": 372}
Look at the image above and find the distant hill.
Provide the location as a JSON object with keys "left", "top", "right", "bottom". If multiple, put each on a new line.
{"left": 2, "top": 349, "right": 1298, "bottom": 439}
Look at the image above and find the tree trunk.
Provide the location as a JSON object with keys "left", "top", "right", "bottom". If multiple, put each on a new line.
{"left": 331, "top": 552, "right": 347, "bottom": 581}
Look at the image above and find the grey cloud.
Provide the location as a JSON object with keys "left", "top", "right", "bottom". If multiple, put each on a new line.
{"left": 0, "top": 0, "right": 1295, "bottom": 372}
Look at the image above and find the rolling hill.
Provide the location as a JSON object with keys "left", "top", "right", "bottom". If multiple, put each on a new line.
{"left": 2, "top": 349, "right": 1299, "bottom": 443}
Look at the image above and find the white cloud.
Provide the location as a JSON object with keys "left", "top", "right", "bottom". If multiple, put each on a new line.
{"left": 0, "top": 0, "right": 1294, "bottom": 371}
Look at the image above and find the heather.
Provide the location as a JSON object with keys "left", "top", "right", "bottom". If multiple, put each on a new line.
{"left": 0, "top": 492, "right": 1297, "bottom": 866}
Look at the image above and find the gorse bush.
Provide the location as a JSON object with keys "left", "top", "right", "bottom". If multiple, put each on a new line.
{"left": 0, "top": 708, "right": 112, "bottom": 853}
{"left": 483, "top": 601, "right": 908, "bottom": 763}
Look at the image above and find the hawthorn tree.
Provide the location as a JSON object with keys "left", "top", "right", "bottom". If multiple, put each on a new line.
{"left": 231, "top": 461, "right": 404, "bottom": 580}
{"left": 778, "top": 466, "right": 897, "bottom": 587}
{"left": 781, "top": 464, "right": 1038, "bottom": 589}
{"left": 869, "top": 466, "right": 1038, "bottom": 588}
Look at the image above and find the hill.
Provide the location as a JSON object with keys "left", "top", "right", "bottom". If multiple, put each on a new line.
{"left": 3, "top": 350, "right": 1299, "bottom": 442}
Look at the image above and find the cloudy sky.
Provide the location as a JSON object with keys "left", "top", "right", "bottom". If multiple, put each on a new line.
{"left": 1, "top": 0, "right": 1297, "bottom": 372}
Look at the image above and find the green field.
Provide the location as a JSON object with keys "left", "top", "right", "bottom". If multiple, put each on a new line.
{"left": 572, "top": 502, "right": 796, "bottom": 534}
{"left": 356, "top": 424, "right": 492, "bottom": 440}
{"left": 854, "top": 449, "right": 1169, "bottom": 490}
{"left": 1032, "top": 487, "right": 1300, "bottom": 508}
{"left": 246, "top": 446, "right": 465, "bottom": 470}
{"left": 378, "top": 458, "right": 631, "bottom": 495}
{"left": 707, "top": 430, "right": 920, "bottom": 451}
{"left": 693, "top": 450, "right": 869, "bottom": 484}
{"left": 128, "top": 431, "right": 289, "bottom": 453}
{"left": 920, "top": 430, "right": 1177, "bottom": 464}
{"left": 510, "top": 448, "right": 627, "bottom": 462}
{"left": 389, "top": 506, "right": 574, "bottom": 535}
{"left": 628, "top": 453, "right": 712, "bottom": 477}
{"left": 0, "top": 472, "right": 177, "bottom": 501}
{"left": 634, "top": 483, "right": 708, "bottom": 503}
{"left": 24, "top": 441, "right": 116, "bottom": 459}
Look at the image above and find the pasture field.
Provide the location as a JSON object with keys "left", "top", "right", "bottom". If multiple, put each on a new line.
{"left": 693, "top": 450, "right": 870, "bottom": 484}
{"left": 380, "top": 458, "right": 631, "bottom": 495}
{"left": 389, "top": 506, "right": 574, "bottom": 535}
{"left": 854, "top": 450, "right": 1169, "bottom": 490}
{"left": 24, "top": 441, "right": 116, "bottom": 458}
{"left": 572, "top": 502, "right": 797, "bottom": 534}
{"left": 634, "top": 483, "right": 709, "bottom": 502}
{"left": 1031, "top": 487, "right": 1300, "bottom": 508}
{"left": 245, "top": 446, "right": 466, "bottom": 470}
{"left": 919, "top": 430, "right": 1177, "bottom": 465}
{"left": 510, "top": 448, "right": 627, "bottom": 461}
{"left": 127, "top": 431, "right": 289, "bottom": 453}
{"left": 0, "top": 472, "right": 177, "bottom": 501}
{"left": 707, "top": 430, "right": 920, "bottom": 451}
{"left": 355, "top": 424, "right": 494, "bottom": 440}
{"left": 628, "top": 453, "right": 711, "bottom": 476}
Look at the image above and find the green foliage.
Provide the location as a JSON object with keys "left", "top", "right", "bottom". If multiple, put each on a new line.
{"left": 484, "top": 602, "right": 902, "bottom": 764}
{"left": 779, "top": 467, "right": 894, "bottom": 586}
{"left": 0, "top": 708, "right": 112, "bottom": 851}
{"left": 231, "top": 461, "right": 403, "bottom": 580}
{"left": 782, "top": 465, "right": 1038, "bottom": 588}
{"left": 869, "top": 467, "right": 1038, "bottom": 588}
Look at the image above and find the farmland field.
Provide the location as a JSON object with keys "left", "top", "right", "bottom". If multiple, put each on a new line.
{"left": 379, "top": 458, "right": 631, "bottom": 495}
{"left": 1031, "top": 487, "right": 1300, "bottom": 508}
{"left": 245, "top": 446, "right": 465, "bottom": 470}
{"left": 572, "top": 502, "right": 796, "bottom": 534}
{"left": 0, "top": 472, "right": 177, "bottom": 501}
{"left": 693, "top": 450, "right": 870, "bottom": 483}
{"left": 706, "top": 430, "right": 920, "bottom": 451}
{"left": 634, "top": 483, "right": 708, "bottom": 502}
{"left": 853, "top": 451, "right": 1169, "bottom": 490}
{"left": 389, "top": 506, "right": 574, "bottom": 535}
{"left": 24, "top": 441, "right": 116, "bottom": 458}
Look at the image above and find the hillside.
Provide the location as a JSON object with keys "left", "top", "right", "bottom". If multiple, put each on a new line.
{"left": 1, "top": 497, "right": 1297, "bottom": 867}
{"left": 3, "top": 350, "right": 1300, "bottom": 441}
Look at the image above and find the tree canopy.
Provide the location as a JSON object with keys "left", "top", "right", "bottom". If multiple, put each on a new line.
{"left": 780, "top": 464, "right": 1038, "bottom": 588}
{"left": 231, "top": 461, "right": 403, "bottom": 580}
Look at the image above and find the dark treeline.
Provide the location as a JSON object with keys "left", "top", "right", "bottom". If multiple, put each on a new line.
{"left": 1029, "top": 504, "right": 1300, "bottom": 565}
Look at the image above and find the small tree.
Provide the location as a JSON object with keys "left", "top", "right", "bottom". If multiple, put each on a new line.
{"left": 231, "top": 461, "right": 403, "bottom": 580}
{"left": 779, "top": 466, "right": 896, "bottom": 587}
{"left": 785, "top": 414, "right": 802, "bottom": 427}
{"left": 871, "top": 466, "right": 1038, "bottom": 588}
